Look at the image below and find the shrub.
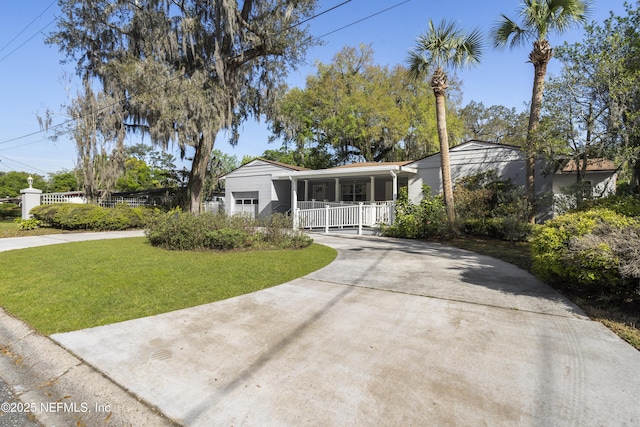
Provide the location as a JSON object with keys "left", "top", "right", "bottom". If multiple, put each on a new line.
{"left": 30, "top": 203, "right": 156, "bottom": 230}
{"left": 564, "top": 223, "right": 640, "bottom": 300}
{"left": 145, "top": 210, "right": 312, "bottom": 251}
{"left": 531, "top": 208, "right": 639, "bottom": 301}
{"left": 382, "top": 186, "right": 448, "bottom": 239}
{"left": 454, "top": 171, "right": 532, "bottom": 241}
{"left": 575, "top": 195, "right": 640, "bottom": 218}
{"left": 0, "top": 203, "right": 20, "bottom": 219}
{"left": 14, "top": 218, "right": 41, "bottom": 230}
{"left": 203, "top": 228, "right": 252, "bottom": 250}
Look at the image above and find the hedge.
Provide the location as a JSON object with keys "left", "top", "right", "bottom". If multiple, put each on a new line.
{"left": 30, "top": 203, "right": 156, "bottom": 231}
{"left": 145, "top": 210, "right": 312, "bottom": 251}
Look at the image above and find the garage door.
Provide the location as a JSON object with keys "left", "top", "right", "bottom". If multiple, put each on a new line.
{"left": 234, "top": 198, "right": 258, "bottom": 218}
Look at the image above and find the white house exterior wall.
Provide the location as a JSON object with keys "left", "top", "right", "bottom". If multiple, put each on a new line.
{"left": 408, "top": 143, "right": 525, "bottom": 203}
{"left": 223, "top": 160, "right": 294, "bottom": 217}
{"left": 552, "top": 172, "right": 617, "bottom": 197}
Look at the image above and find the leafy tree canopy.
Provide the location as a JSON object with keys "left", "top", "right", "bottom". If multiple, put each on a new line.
{"left": 0, "top": 172, "right": 47, "bottom": 197}
{"left": 460, "top": 101, "right": 527, "bottom": 146}
{"left": 49, "top": 0, "right": 319, "bottom": 212}
{"left": 48, "top": 170, "right": 80, "bottom": 192}
{"left": 270, "top": 45, "right": 463, "bottom": 164}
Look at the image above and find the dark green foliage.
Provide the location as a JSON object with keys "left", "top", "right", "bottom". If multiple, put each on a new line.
{"left": 30, "top": 203, "right": 156, "bottom": 231}
{"left": 0, "top": 172, "right": 48, "bottom": 197}
{"left": 382, "top": 186, "right": 448, "bottom": 239}
{"left": 454, "top": 170, "right": 532, "bottom": 241}
{"left": 145, "top": 211, "right": 312, "bottom": 251}
{"left": 0, "top": 203, "right": 20, "bottom": 219}
{"left": 531, "top": 208, "right": 639, "bottom": 301}
{"left": 575, "top": 195, "right": 640, "bottom": 218}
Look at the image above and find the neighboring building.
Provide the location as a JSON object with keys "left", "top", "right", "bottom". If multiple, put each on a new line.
{"left": 552, "top": 158, "right": 618, "bottom": 198}
{"left": 220, "top": 140, "right": 618, "bottom": 225}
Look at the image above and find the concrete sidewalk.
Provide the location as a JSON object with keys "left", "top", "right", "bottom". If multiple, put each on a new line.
{"left": 38, "top": 233, "right": 638, "bottom": 426}
{"left": 0, "top": 229, "right": 145, "bottom": 252}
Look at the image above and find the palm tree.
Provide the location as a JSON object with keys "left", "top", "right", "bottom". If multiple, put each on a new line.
{"left": 493, "top": 0, "right": 592, "bottom": 221}
{"left": 407, "top": 20, "right": 484, "bottom": 226}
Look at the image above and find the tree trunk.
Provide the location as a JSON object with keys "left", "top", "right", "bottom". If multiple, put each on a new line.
{"left": 526, "top": 39, "right": 553, "bottom": 223}
{"left": 187, "top": 135, "right": 215, "bottom": 214}
{"left": 432, "top": 68, "right": 455, "bottom": 226}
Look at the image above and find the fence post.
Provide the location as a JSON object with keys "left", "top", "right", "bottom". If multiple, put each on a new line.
{"left": 325, "top": 205, "right": 329, "bottom": 233}
{"left": 358, "top": 202, "right": 363, "bottom": 235}
{"left": 20, "top": 177, "right": 42, "bottom": 219}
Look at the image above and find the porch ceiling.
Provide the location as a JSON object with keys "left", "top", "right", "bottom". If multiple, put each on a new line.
{"left": 272, "top": 164, "right": 417, "bottom": 180}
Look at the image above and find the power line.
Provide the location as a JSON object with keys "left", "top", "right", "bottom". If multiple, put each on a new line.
{"left": 0, "top": 0, "right": 411, "bottom": 150}
{"left": 316, "top": 0, "right": 411, "bottom": 40}
{"left": 0, "top": 154, "right": 50, "bottom": 175}
{"left": 0, "top": 0, "right": 56, "bottom": 55}
{"left": 0, "top": 17, "right": 58, "bottom": 64}
{"left": 0, "top": 0, "right": 355, "bottom": 146}
{"left": 0, "top": 138, "right": 50, "bottom": 151}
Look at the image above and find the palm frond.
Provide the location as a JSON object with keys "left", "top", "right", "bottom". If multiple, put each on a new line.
{"left": 492, "top": 14, "right": 529, "bottom": 49}
{"left": 405, "top": 50, "right": 430, "bottom": 81}
{"left": 520, "top": 0, "right": 591, "bottom": 40}
{"left": 547, "top": 0, "right": 592, "bottom": 33}
{"left": 407, "top": 19, "right": 484, "bottom": 79}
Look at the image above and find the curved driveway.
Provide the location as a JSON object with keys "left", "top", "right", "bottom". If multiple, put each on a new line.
{"left": 52, "top": 233, "right": 640, "bottom": 426}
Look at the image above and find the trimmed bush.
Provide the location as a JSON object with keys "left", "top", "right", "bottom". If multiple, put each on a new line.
{"left": 0, "top": 203, "right": 20, "bottom": 219}
{"left": 531, "top": 208, "right": 639, "bottom": 301}
{"left": 30, "top": 203, "right": 156, "bottom": 230}
{"left": 145, "top": 210, "right": 312, "bottom": 251}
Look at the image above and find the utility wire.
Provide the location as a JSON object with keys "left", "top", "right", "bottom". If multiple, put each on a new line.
{"left": 0, "top": 17, "right": 58, "bottom": 63}
{"left": 0, "top": 0, "right": 355, "bottom": 146}
{"left": 0, "top": 0, "right": 56, "bottom": 55}
{"left": 0, "top": 153, "right": 50, "bottom": 174}
{"left": 0, "top": 0, "right": 411, "bottom": 151}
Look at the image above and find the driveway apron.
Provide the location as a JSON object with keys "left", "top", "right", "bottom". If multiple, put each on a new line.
{"left": 52, "top": 233, "right": 640, "bottom": 426}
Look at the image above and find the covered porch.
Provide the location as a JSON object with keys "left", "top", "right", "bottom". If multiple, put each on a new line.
{"left": 272, "top": 162, "right": 417, "bottom": 233}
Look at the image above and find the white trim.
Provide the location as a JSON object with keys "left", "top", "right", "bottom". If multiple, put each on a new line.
{"left": 272, "top": 164, "right": 417, "bottom": 180}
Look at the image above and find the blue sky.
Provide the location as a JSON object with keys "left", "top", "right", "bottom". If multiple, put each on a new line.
{"left": 0, "top": 0, "right": 631, "bottom": 176}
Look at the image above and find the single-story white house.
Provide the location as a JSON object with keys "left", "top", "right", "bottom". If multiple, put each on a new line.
{"left": 221, "top": 140, "right": 618, "bottom": 228}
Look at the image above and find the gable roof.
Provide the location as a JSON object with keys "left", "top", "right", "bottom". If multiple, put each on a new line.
{"left": 560, "top": 158, "right": 617, "bottom": 173}
{"left": 330, "top": 161, "right": 413, "bottom": 169}
{"left": 220, "top": 158, "right": 309, "bottom": 180}
{"left": 254, "top": 158, "right": 310, "bottom": 171}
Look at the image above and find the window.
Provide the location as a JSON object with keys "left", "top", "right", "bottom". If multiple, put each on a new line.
{"left": 341, "top": 182, "right": 367, "bottom": 202}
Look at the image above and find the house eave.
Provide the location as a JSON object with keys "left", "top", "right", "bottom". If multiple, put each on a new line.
{"left": 272, "top": 164, "right": 417, "bottom": 180}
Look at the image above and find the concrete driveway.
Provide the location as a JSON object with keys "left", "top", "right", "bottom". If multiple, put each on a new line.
{"left": 52, "top": 233, "right": 640, "bottom": 426}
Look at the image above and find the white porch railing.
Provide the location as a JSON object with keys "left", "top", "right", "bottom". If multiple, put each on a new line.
{"left": 297, "top": 200, "right": 395, "bottom": 210}
{"left": 296, "top": 202, "right": 395, "bottom": 235}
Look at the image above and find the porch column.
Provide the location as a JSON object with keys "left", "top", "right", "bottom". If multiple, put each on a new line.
{"left": 334, "top": 178, "right": 340, "bottom": 202}
{"left": 290, "top": 177, "right": 298, "bottom": 229}
{"left": 390, "top": 171, "right": 398, "bottom": 201}
{"left": 304, "top": 180, "right": 309, "bottom": 202}
{"left": 370, "top": 176, "right": 375, "bottom": 202}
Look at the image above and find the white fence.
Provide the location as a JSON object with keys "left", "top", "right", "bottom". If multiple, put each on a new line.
{"left": 296, "top": 202, "right": 394, "bottom": 234}
{"left": 297, "top": 200, "right": 395, "bottom": 210}
{"left": 41, "top": 193, "right": 148, "bottom": 208}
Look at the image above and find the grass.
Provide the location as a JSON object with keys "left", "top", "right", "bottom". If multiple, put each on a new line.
{"left": 0, "top": 237, "right": 337, "bottom": 335}
{"left": 0, "top": 219, "right": 74, "bottom": 238}
{"left": 440, "top": 236, "right": 640, "bottom": 351}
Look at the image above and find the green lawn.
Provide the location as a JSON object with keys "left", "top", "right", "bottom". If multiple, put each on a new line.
{"left": 0, "top": 237, "right": 336, "bottom": 335}
{"left": 0, "top": 219, "right": 71, "bottom": 238}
